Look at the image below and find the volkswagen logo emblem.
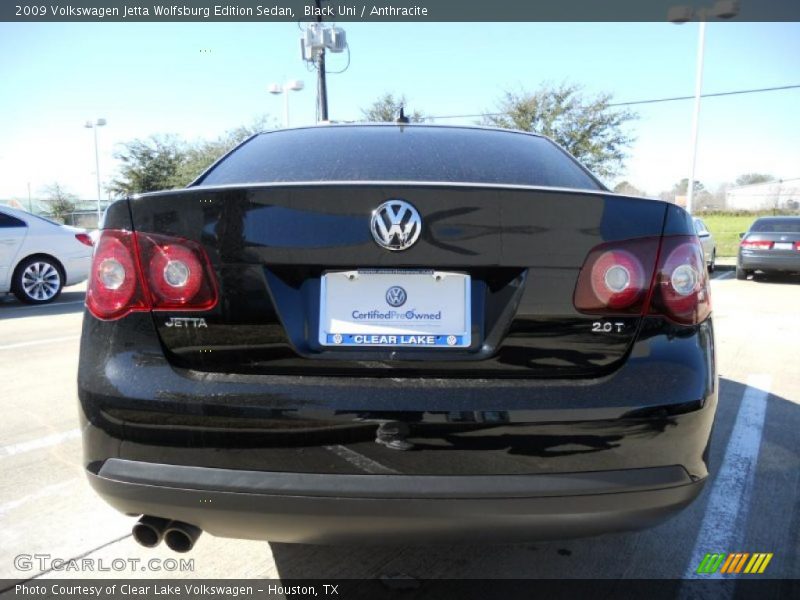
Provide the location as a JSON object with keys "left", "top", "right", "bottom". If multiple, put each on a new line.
{"left": 385, "top": 286, "right": 407, "bottom": 307}
{"left": 370, "top": 200, "right": 422, "bottom": 251}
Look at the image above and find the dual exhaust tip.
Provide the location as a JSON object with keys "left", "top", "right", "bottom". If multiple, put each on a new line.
{"left": 132, "top": 516, "right": 202, "bottom": 553}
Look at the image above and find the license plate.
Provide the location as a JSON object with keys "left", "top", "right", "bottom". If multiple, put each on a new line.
{"left": 319, "top": 270, "right": 471, "bottom": 348}
{"left": 774, "top": 242, "right": 793, "bottom": 250}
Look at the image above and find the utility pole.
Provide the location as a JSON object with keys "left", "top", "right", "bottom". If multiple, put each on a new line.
{"left": 315, "top": 0, "right": 329, "bottom": 121}
{"left": 300, "top": 4, "right": 346, "bottom": 122}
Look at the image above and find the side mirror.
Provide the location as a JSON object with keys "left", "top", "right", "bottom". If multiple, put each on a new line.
{"left": 738, "top": 232, "right": 745, "bottom": 239}
{"left": 698, "top": 231, "right": 710, "bottom": 238}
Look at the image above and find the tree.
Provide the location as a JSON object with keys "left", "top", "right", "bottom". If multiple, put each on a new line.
{"left": 108, "top": 135, "right": 187, "bottom": 196}
{"left": 361, "top": 93, "right": 425, "bottom": 122}
{"left": 667, "top": 178, "right": 712, "bottom": 208}
{"left": 672, "top": 178, "right": 705, "bottom": 196}
{"left": 735, "top": 173, "right": 775, "bottom": 187}
{"left": 41, "top": 182, "right": 77, "bottom": 222}
{"left": 482, "top": 83, "right": 637, "bottom": 179}
{"left": 109, "top": 117, "right": 275, "bottom": 195}
{"left": 613, "top": 181, "right": 646, "bottom": 197}
{"left": 174, "top": 116, "right": 273, "bottom": 186}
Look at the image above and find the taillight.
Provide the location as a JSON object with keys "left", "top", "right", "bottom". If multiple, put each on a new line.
{"left": 75, "top": 233, "right": 94, "bottom": 247}
{"left": 574, "top": 235, "right": 711, "bottom": 325}
{"left": 86, "top": 230, "right": 217, "bottom": 320}
{"left": 86, "top": 231, "right": 148, "bottom": 320}
{"left": 794, "top": 241, "right": 800, "bottom": 251}
{"left": 136, "top": 233, "right": 217, "bottom": 310}
{"left": 574, "top": 238, "right": 660, "bottom": 314}
{"left": 740, "top": 240, "right": 773, "bottom": 250}
{"left": 649, "top": 236, "right": 711, "bottom": 325}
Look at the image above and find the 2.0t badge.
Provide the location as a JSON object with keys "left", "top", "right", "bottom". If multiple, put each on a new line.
{"left": 370, "top": 200, "right": 422, "bottom": 251}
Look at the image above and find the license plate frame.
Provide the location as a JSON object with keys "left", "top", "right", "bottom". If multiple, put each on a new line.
{"left": 319, "top": 269, "right": 471, "bottom": 348}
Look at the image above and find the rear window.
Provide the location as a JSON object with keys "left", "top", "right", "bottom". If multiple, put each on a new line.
{"left": 750, "top": 218, "right": 800, "bottom": 233}
{"left": 196, "top": 126, "right": 603, "bottom": 190}
{"left": 0, "top": 211, "right": 27, "bottom": 228}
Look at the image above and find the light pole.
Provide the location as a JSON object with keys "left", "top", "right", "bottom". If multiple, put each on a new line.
{"left": 268, "top": 80, "right": 304, "bottom": 127}
{"left": 668, "top": 0, "right": 740, "bottom": 214}
{"left": 84, "top": 118, "right": 107, "bottom": 224}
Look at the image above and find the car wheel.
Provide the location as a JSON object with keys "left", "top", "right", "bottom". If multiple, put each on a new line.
{"left": 12, "top": 257, "right": 64, "bottom": 304}
{"left": 735, "top": 265, "right": 749, "bottom": 281}
{"left": 708, "top": 250, "right": 716, "bottom": 273}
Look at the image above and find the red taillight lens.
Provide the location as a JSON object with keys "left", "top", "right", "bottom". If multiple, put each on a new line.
{"left": 136, "top": 233, "right": 217, "bottom": 310}
{"left": 649, "top": 236, "right": 711, "bottom": 325}
{"left": 75, "top": 233, "right": 94, "bottom": 247}
{"left": 740, "top": 240, "right": 773, "bottom": 250}
{"left": 86, "top": 231, "right": 148, "bottom": 320}
{"left": 574, "top": 238, "right": 660, "bottom": 314}
{"left": 86, "top": 230, "right": 217, "bottom": 320}
{"left": 794, "top": 241, "right": 800, "bottom": 251}
{"left": 575, "top": 235, "right": 711, "bottom": 325}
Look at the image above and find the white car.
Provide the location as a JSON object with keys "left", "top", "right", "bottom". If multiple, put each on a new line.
{"left": 0, "top": 205, "right": 93, "bottom": 304}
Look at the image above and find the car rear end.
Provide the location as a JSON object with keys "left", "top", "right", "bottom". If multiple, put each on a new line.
{"left": 738, "top": 217, "right": 800, "bottom": 276}
{"left": 78, "top": 125, "right": 716, "bottom": 545}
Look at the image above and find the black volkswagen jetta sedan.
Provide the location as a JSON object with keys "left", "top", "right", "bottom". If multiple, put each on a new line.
{"left": 78, "top": 124, "right": 716, "bottom": 552}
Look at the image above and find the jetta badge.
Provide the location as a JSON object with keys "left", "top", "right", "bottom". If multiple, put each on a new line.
{"left": 370, "top": 200, "right": 422, "bottom": 251}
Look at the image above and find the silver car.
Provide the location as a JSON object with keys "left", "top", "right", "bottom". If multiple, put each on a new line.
{"left": 0, "top": 205, "right": 93, "bottom": 303}
{"left": 693, "top": 217, "right": 716, "bottom": 272}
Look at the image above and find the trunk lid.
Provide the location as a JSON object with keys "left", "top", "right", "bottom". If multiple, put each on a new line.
{"left": 128, "top": 184, "right": 669, "bottom": 378}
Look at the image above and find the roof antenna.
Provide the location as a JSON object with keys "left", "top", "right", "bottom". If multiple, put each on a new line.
{"left": 395, "top": 106, "right": 410, "bottom": 124}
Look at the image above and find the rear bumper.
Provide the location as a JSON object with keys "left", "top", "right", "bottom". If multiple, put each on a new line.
{"left": 79, "top": 312, "right": 716, "bottom": 541}
{"left": 739, "top": 251, "right": 800, "bottom": 272}
{"left": 88, "top": 459, "right": 705, "bottom": 543}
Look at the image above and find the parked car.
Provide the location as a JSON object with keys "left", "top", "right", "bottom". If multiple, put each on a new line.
{"left": 78, "top": 124, "right": 715, "bottom": 551}
{"left": 0, "top": 205, "right": 93, "bottom": 304}
{"left": 693, "top": 217, "right": 717, "bottom": 272}
{"left": 737, "top": 216, "right": 800, "bottom": 280}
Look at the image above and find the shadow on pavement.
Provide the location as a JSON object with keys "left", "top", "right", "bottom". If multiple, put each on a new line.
{"left": 268, "top": 378, "right": 799, "bottom": 580}
{"left": 0, "top": 288, "right": 86, "bottom": 320}
{"left": 750, "top": 272, "right": 800, "bottom": 285}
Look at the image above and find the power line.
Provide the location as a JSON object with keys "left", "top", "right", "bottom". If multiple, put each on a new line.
{"left": 424, "top": 84, "right": 800, "bottom": 121}
{"left": 609, "top": 84, "right": 800, "bottom": 107}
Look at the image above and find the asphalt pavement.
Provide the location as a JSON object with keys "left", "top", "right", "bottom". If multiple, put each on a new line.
{"left": 0, "top": 272, "right": 798, "bottom": 582}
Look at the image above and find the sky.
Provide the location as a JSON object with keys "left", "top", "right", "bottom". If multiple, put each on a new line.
{"left": 0, "top": 21, "right": 798, "bottom": 201}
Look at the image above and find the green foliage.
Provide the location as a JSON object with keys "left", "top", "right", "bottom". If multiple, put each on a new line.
{"left": 108, "top": 135, "right": 187, "bottom": 196}
{"left": 482, "top": 83, "right": 636, "bottom": 180}
{"left": 173, "top": 116, "right": 274, "bottom": 187}
{"left": 734, "top": 173, "right": 776, "bottom": 187}
{"left": 613, "top": 181, "right": 647, "bottom": 197}
{"left": 361, "top": 93, "right": 425, "bottom": 123}
{"left": 41, "top": 182, "right": 77, "bottom": 222}
{"left": 109, "top": 116, "right": 274, "bottom": 196}
{"left": 672, "top": 178, "right": 705, "bottom": 195}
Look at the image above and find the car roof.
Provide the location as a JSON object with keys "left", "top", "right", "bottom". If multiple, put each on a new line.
{"left": 254, "top": 122, "right": 547, "bottom": 139}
